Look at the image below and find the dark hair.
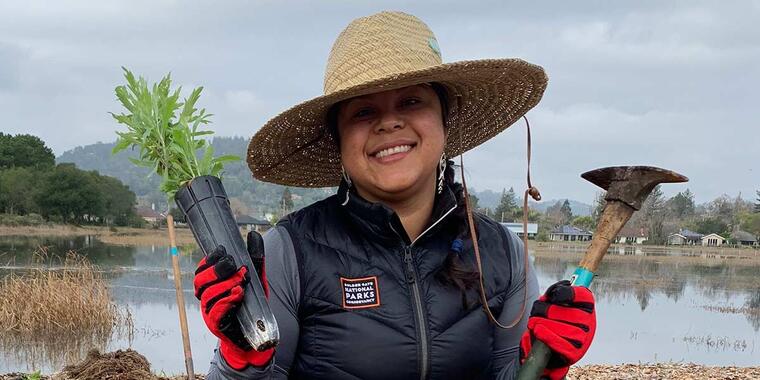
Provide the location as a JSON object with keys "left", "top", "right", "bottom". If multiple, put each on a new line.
{"left": 435, "top": 159, "right": 480, "bottom": 310}
{"left": 431, "top": 83, "right": 479, "bottom": 309}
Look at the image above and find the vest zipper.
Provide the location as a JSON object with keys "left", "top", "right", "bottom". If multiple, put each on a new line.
{"left": 403, "top": 246, "right": 429, "bottom": 380}
{"left": 390, "top": 203, "right": 455, "bottom": 380}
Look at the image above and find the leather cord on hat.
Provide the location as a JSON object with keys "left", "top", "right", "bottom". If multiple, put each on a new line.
{"left": 460, "top": 115, "right": 540, "bottom": 329}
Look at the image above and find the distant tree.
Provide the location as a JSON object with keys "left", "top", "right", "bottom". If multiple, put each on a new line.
{"left": 545, "top": 201, "right": 565, "bottom": 226}
{"left": 0, "top": 133, "right": 55, "bottom": 169}
{"left": 280, "top": 187, "right": 294, "bottom": 215}
{"left": 691, "top": 217, "right": 729, "bottom": 237}
{"left": 91, "top": 172, "right": 138, "bottom": 226}
{"left": 35, "top": 164, "right": 103, "bottom": 223}
{"left": 667, "top": 189, "right": 695, "bottom": 219}
{"left": 543, "top": 199, "right": 574, "bottom": 227}
{"left": 591, "top": 191, "right": 606, "bottom": 227}
{"left": 169, "top": 207, "right": 185, "bottom": 224}
{"left": 494, "top": 187, "right": 519, "bottom": 222}
{"left": 571, "top": 215, "right": 594, "bottom": 232}
{"left": 640, "top": 185, "right": 667, "bottom": 244}
{"left": 468, "top": 193, "right": 480, "bottom": 211}
{"left": 229, "top": 197, "right": 251, "bottom": 218}
{"left": 739, "top": 213, "right": 760, "bottom": 237}
{"left": 706, "top": 194, "right": 735, "bottom": 226}
{"left": 0, "top": 167, "right": 41, "bottom": 214}
{"left": 559, "top": 200, "right": 573, "bottom": 225}
{"left": 755, "top": 190, "right": 760, "bottom": 213}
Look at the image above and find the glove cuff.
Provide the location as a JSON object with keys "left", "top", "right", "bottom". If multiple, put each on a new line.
{"left": 220, "top": 340, "right": 274, "bottom": 371}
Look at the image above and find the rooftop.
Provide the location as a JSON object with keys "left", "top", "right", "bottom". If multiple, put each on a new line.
{"left": 551, "top": 225, "right": 592, "bottom": 236}
{"left": 731, "top": 230, "right": 757, "bottom": 242}
{"left": 501, "top": 222, "right": 539, "bottom": 235}
{"left": 236, "top": 215, "right": 271, "bottom": 226}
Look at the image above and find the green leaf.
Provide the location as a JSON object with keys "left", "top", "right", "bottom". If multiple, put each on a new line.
{"left": 111, "top": 68, "right": 237, "bottom": 200}
{"left": 214, "top": 155, "right": 240, "bottom": 163}
{"left": 112, "top": 138, "right": 132, "bottom": 154}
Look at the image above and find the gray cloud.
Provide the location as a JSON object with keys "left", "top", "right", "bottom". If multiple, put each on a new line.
{"left": 0, "top": 0, "right": 757, "bottom": 203}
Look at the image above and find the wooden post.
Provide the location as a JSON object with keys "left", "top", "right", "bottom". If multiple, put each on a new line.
{"left": 167, "top": 214, "right": 195, "bottom": 380}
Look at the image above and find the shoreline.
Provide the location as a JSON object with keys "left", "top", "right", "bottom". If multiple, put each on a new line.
{"left": 1, "top": 225, "right": 758, "bottom": 264}
{"left": 0, "top": 224, "right": 198, "bottom": 247}
{"left": 530, "top": 240, "right": 760, "bottom": 263}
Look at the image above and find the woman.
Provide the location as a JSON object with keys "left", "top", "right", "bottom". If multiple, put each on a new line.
{"left": 195, "top": 11, "right": 596, "bottom": 380}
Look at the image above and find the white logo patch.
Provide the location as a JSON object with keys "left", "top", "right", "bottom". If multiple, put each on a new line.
{"left": 341, "top": 276, "right": 380, "bottom": 309}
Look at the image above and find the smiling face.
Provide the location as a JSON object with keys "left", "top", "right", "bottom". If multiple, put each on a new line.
{"left": 336, "top": 84, "right": 446, "bottom": 204}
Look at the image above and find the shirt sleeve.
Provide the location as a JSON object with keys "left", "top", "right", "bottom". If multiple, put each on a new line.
{"left": 206, "top": 226, "right": 301, "bottom": 379}
{"left": 491, "top": 227, "right": 540, "bottom": 380}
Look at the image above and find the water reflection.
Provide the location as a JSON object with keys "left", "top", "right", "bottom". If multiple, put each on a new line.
{"left": 532, "top": 249, "right": 760, "bottom": 366}
{"left": 0, "top": 332, "right": 112, "bottom": 371}
{"left": 0, "top": 236, "right": 759, "bottom": 373}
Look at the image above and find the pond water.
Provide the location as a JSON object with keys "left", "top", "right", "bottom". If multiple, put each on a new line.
{"left": 0, "top": 236, "right": 758, "bottom": 374}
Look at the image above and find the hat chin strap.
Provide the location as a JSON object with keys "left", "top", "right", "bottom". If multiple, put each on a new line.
{"left": 461, "top": 115, "right": 540, "bottom": 329}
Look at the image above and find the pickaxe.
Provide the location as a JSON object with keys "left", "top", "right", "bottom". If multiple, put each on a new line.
{"left": 517, "top": 166, "right": 688, "bottom": 380}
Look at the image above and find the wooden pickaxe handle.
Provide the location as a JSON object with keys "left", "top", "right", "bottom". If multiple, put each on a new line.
{"left": 517, "top": 166, "right": 687, "bottom": 380}
{"left": 517, "top": 201, "right": 634, "bottom": 380}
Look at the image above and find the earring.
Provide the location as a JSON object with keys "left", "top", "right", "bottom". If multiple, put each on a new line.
{"left": 341, "top": 165, "right": 352, "bottom": 187}
{"left": 437, "top": 153, "right": 446, "bottom": 194}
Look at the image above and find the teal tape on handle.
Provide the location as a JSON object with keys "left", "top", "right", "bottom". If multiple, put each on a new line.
{"left": 170, "top": 247, "right": 178, "bottom": 256}
{"left": 570, "top": 267, "right": 594, "bottom": 287}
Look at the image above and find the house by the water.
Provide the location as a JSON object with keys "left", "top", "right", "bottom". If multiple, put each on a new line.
{"left": 731, "top": 230, "right": 758, "bottom": 246}
{"left": 501, "top": 222, "right": 538, "bottom": 239}
{"left": 549, "top": 225, "right": 592, "bottom": 242}
{"left": 236, "top": 215, "right": 272, "bottom": 233}
{"left": 615, "top": 226, "right": 648, "bottom": 244}
{"left": 700, "top": 233, "right": 726, "bottom": 247}
{"left": 136, "top": 206, "right": 165, "bottom": 225}
{"left": 666, "top": 229, "right": 703, "bottom": 245}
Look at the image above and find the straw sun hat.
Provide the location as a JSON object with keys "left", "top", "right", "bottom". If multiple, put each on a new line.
{"left": 247, "top": 11, "right": 548, "bottom": 187}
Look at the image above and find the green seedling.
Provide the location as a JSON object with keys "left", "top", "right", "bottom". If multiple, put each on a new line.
{"left": 111, "top": 68, "right": 239, "bottom": 200}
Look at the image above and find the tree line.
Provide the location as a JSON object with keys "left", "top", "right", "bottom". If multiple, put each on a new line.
{"left": 473, "top": 185, "right": 760, "bottom": 244}
{"left": 58, "top": 137, "right": 334, "bottom": 219}
{"left": 0, "top": 133, "right": 141, "bottom": 226}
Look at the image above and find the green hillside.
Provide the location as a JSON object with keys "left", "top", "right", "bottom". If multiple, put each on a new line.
{"left": 57, "top": 137, "right": 335, "bottom": 218}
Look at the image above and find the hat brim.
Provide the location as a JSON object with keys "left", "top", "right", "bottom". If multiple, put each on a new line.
{"left": 247, "top": 58, "right": 548, "bottom": 187}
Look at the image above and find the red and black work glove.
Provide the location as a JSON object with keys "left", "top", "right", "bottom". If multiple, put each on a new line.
{"left": 193, "top": 231, "right": 274, "bottom": 370}
{"left": 519, "top": 280, "right": 596, "bottom": 380}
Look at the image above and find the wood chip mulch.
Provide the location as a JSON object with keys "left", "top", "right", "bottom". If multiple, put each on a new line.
{"left": 4, "top": 363, "right": 759, "bottom": 379}
{"left": 569, "top": 363, "right": 760, "bottom": 380}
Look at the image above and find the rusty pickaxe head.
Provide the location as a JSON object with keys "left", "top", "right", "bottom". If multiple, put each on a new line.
{"left": 581, "top": 166, "right": 688, "bottom": 210}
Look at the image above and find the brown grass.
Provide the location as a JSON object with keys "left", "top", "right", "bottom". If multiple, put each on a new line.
{"left": 530, "top": 241, "right": 760, "bottom": 264}
{"left": 0, "top": 224, "right": 97, "bottom": 237}
{"left": 95, "top": 227, "right": 196, "bottom": 247}
{"left": 0, "top": 250, "right": 133, "bottom": 369}
{"left": 0, "top": 225, "right": 197, "bottom": 247}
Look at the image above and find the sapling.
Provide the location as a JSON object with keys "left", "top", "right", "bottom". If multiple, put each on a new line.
{"left": 111, "top": 68, "right": 279, "bottom": 358}
{"left": 111, "top": 68, "right": 237, "bottom": 199}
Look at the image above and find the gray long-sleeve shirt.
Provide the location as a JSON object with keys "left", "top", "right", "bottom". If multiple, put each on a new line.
{"left": 208, "top": 225, "right": 539, "bottom": 380}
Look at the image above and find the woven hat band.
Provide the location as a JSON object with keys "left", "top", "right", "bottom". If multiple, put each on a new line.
{"left": 323, "top": 11, "right": 443, "bottom": 94}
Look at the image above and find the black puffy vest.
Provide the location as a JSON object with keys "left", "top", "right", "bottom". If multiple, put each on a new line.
{"left": 278, "top": 183, "right": 515, "bottom": 380}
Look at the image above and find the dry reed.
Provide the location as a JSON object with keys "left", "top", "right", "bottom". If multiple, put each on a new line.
{"left": 0, "top": 250, "right": 133, "bottom": 369}
{"left": 0, "top": 225, "right": 197, "bottom": 247}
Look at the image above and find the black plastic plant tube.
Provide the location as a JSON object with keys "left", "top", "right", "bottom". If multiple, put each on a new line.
{"left": 175, "top": 175, "right": 279, "bottom": 351}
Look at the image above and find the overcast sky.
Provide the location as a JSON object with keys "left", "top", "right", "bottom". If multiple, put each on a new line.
{"left": 1, "top": 1, "right": 757, "bottom": 203}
